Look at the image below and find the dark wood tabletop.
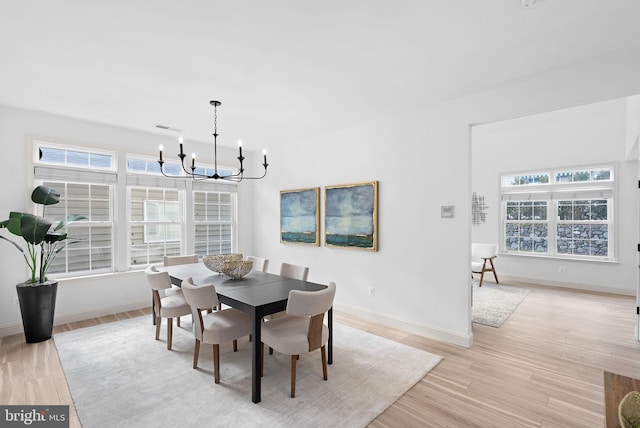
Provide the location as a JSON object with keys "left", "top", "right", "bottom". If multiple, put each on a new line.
{"left": 604, "top": 371, "right": 640, "bottom": 427}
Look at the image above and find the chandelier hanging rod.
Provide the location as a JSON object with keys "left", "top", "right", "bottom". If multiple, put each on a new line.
{"left": 157, "top": 100, "right": 268, "bottom": 182}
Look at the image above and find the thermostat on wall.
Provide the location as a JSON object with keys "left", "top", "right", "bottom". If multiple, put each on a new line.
{"left": 441, "top": 205, "right": 454, "bottom": 218}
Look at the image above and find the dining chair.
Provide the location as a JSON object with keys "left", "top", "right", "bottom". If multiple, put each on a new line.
{"left": 144, "top": 265, "right": 192, "bottom": 350}
{"left": 471, "top": 243, "right": 499, "bottom": 287}
{"left": 246, "top": 256, "right": 269, "bottom": 273}
{"left": 264, "top": 262, "right": 310, "bottom": 326}
{"left": 260, "top": 282, "right": 336, "bottom": 398}
{"left": 280, "top": 262, "right": 309, "bottom": 281}
{"left": 180, "top": 276, "right": 252, "bottom": 384}
{"left": 164, "top": 254, "right": 199, "bottom": 266}
{"left": 163, "top": 254, "right": 200, "bottom": 320}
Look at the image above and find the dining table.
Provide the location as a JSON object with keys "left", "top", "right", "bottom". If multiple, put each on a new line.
{"left": 160, "top": 262, "right": 333, "bottom": 403}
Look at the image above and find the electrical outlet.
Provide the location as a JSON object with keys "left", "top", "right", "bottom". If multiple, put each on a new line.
{"left": 368, "top": 287, "right": 376, "bottom": 297}
{"left": 12, "top": 297, "right": 19, "bottom": 308}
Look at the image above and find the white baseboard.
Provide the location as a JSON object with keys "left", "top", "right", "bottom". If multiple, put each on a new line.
{"left": 0, "top": 300, "right": 151, "bottom": 338}
{"left": 497, "top": 275, "right": 635, "bottom": 296}
{"left": 334, "top": 302, "right": 473, "bottom": 348}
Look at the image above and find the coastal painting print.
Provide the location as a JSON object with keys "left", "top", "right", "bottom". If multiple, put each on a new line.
{"left": 324, "top": 181, "right": 378, "bottom": 251}
{"left": 280, "top": 187, "right": 320, "bottom": 245}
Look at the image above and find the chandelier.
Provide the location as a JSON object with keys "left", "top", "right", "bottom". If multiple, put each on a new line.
{"left": 158, "top": 100, "right": 268, "bottom": 182}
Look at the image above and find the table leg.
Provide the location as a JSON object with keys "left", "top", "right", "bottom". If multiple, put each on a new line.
{"left": 328, "top": 307, "right": 333, "bottom": 364}
{"left": 251, "top": 310, "right": 261, "bottom": 403}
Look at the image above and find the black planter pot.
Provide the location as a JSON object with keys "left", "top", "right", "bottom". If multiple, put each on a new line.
{"left": 16, "top": 281, "right": 58, "bottom": 343}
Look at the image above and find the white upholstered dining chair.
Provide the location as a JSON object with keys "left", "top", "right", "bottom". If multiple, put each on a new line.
{"left": 164, "top": 254, "right": 199, "bottom": 266}
{"left": 144, "top": 265, "right": 192, "bottom": 350}
{"left": 246, "top": 256, "right": 269, "bottom": 273}
{"left": 163, "top": 254, "right": 200, "bottom": 317}
{"left": 471, "top": 243, "right": 499, "bottom": 287}
{"left": 264, "top": 262, "right": 310, "bottom": 326}
{"left": 180, "top": 277, "right": 252, "bottom": 384}
{"left": 260, "top": 282, "right": 336, "bottom": 398}
{"left": 280, "top": 262, "right": 309, "bottom": 281}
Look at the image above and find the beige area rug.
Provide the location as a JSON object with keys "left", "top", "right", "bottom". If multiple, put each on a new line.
{"left": 54, "top": 316, "right": 441, "bottom": 427}
{"left": 472, "top": 282, "right": 530, "bottom": 328}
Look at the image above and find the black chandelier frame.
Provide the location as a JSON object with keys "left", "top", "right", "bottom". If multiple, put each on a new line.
{"left": 158, "top": 100, "right": 268, "bottom": 182}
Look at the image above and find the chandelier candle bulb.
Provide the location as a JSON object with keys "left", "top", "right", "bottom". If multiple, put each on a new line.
{"left": 178, "top": 137, "right": 184, "bottom": 157}
{"left": 191, "top": 153, "right": 195, "bottom": 169}
{"left": 158, "top": 145, "right": 163, "bottom": 162}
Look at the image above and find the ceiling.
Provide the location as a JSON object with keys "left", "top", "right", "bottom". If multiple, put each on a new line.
{"left": 1, "top": 1, "right": 640, "bottom": 150}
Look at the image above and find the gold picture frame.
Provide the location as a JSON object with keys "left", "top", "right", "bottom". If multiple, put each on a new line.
{"left": 324, "top": 181, "right": 378, "bottom": 251}
{"left": 280, "top": 187, "right": 320, "bottom": 246}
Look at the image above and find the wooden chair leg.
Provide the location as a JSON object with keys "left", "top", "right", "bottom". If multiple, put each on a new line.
{"left": 213, "top": 344, "right": 220, "bottom": 384}
{"left": 479, "top": 260, "right": 488, "bottom": 287}
{"left": 193, "top": 339, "right": 200, "bottom": 369}
{"left": 321, "top": 346, "right": 328, "bottom": 380}
{"left": 269, "top": 346, "right": 273, "bottom": 355}
{"left": 155, "top": 316, "right": 161, "bottom": 340}
{"left": 489, "top": 259, "right": 499, "bottom": 283}
{"left": 233, "top": 339, "right": 238, "bottom": 352}
{"left": 291, "top": 355, "right": 297, "bottom": 398}
{"left": 167, "top": 318, "right": 173, "bottom": 350}
{"left": 177, "top": 316, "right": 181, "bottom": 327}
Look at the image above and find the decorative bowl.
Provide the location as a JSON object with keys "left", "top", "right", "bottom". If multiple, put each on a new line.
{"left": 220, "top": 260, "right": 253, "bottom": 279}
{"left": 619, "top": 390, "right": 640, "bottom": 428}
{"left": 203, "top": 253, "right": 243, "bottom": 273}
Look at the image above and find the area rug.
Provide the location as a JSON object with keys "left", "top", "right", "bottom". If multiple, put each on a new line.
{"left": 472, "top": 283, "right": 530, "bottom": 328}
{"left": 54, "top": 316, "right": 441, "bottom": 428}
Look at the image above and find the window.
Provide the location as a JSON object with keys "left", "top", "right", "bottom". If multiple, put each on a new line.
{"left": 39, "top": 146, "right": 113, "bottom": 170}
{"left": 44, "top": 182, "right": 114, "bottom": 274}
{"left": 129, "top": 187, "right": 183, "bottom": 266}
{"left": 556, "top": 199, "right": 609, "bottom": 257}
{"left": 32, "top": 141, "right": 239, "bottom": 279}
{"left": 34, "top": 142, "right": 116, "bottom": 276}
{"left": 504, "top": 201, "right": 548, "bottom": 253}
{"left": 193, "top": 191, "right": 235, "bottom": 256}
{"left": 501, "top": 165, "right": 614, "bottom": 261}
{"left": 128, "top": 157, "right": 182, "bottom": 176}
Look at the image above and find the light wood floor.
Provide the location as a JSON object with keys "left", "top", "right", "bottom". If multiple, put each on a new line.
{"left": 1, "top": 282, "right": 639, "bottom": 427}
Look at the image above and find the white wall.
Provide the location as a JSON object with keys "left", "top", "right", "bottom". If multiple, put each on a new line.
{"left": 626, "top": 95, "right": 640, "bottom": 160}
{"left": 242, "top": 106, "right": 474, "bottom": 346}
{"left": 471, "top": 99, "right": 637, "bottom": 295}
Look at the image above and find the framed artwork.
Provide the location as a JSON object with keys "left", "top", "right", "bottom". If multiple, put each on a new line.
{"left": 280, "top": 187, "right": 320, "bottom": 246}
{"left": 324, "top": 181, "right": 378, "bottom": 251}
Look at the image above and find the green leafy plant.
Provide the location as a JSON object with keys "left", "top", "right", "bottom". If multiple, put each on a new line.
{"left": 0, "top": 185, "right": 85, "bottom": 284}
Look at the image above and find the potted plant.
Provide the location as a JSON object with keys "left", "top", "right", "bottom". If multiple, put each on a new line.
{"left": 0, "top": 185, "right": 84, "bottom": 343}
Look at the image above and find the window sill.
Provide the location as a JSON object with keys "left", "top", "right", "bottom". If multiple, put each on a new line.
{"left": 500, "top": 251, "right": 618, "bottom": 264}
